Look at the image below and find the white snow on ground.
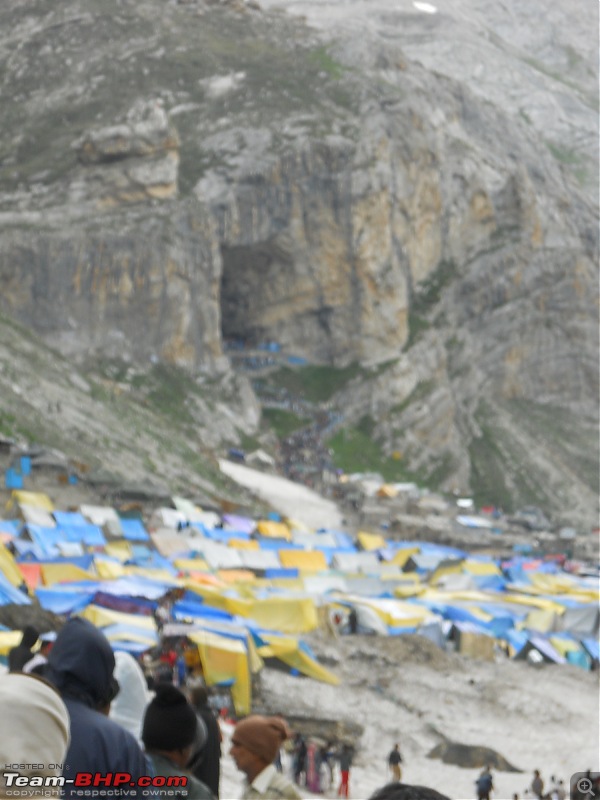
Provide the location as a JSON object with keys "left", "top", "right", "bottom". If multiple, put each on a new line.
{"left": 219, "top": 460, "right": 343, "bottom": 530}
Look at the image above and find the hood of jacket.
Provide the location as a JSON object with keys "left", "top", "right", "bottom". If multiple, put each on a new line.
{"left": 46, "top": 617, "right": 115, "bottom": 708}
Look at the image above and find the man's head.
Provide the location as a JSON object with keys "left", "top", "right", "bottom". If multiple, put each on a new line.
{"left": 142, "top": 683, "right": 199, "bottom": 767}
{"left": 230, "top": 715, "right": 289, "bottom": 782}
{"left": 369, "top": 782, "right": 451, "bottom": 800}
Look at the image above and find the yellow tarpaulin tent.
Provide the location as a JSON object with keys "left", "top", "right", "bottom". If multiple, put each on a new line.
{"left": 41, "top": 563, "right": 97, "bottom": 585}
{"left": 258, "top": 633, "right": 340, "bottom": 686}
{"left": 0, "top": 630, "right": 22, "bottom": 656}
{"left": 256, "top": 521, "right": 291, "bottom": 541}
{"left": 357, "top": 531, "right": 386, "bottom": 551}
{"left": 95, "top": 560, "right": 126, "bottom": 579}
{"left": 105, "top": 541, "right": 133, "bottom": 562}
{"left": 187, "top": 630, "right": 252, "bottom": 716}
{"left": 228, "top": 539, "right": 259, "bottom": 550}
{"left": 0, "top": 542, "right": 24, "bottom": 587}
{"left": 388, "top": 548, "right": 420, "bottom": 568}
{"left": 80, "top": 605, "right": 156, "bottom": 630}
{"left": 430, "top": 561, "right": 464, "bottom": 585}
{"left": 278, "top": 550, "right": 327, "bottom": 573}
{"left": 7, "top": 490, "right": 54, "bottom": 512}
{"left": 463, "top": 560, "right": 502, "bottom": 576}
{"left": 174, "top": 558, "right": 212, "bottom": 574}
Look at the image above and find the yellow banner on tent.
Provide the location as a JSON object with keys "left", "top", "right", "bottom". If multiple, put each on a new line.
{"left": 0, "top": 542, "right": 24, "bottom": 587}
{"left": 188, "top": 630, "right": 251, "bottom": 716}
{"left": 256, "top": 521, "right": 291, "bottom": 541}
{"left": 357, "top": 531, "right": 386, "bottom": 551}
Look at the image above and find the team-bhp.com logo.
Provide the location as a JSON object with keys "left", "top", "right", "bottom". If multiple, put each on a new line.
{"left": 2, "top": 772, "right": 187, "bottom": 797}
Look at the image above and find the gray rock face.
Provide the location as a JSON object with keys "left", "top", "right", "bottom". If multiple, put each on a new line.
{"left": 0, "top": 0, "right": 597, "bottom": 523}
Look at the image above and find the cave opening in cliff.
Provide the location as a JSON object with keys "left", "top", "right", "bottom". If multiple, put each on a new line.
{"left": 220, "top": 240, "right": 294, "bottom": 349}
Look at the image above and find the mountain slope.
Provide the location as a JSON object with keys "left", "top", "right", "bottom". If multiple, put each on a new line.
{"left": 0, "top": 0, "right": 597, "bottom": 525}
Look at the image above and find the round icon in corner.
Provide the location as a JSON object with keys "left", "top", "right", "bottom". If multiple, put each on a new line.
{"left": 577, "top": 777, "right": 594, "bottom": 796}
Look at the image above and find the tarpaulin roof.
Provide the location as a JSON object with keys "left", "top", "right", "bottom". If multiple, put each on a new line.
{"left": 118, "top": 518, "right": 150, "bottom": 542}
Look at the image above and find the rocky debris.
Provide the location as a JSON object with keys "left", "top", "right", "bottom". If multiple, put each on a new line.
{"left": 427, "top": 741, "right": 522, "bottom": 772}
{"left": 71, "top": 100, "right": 180, "bottom": 207}
{"left": 0, "top": 603, "right": 64, "bottom": 634}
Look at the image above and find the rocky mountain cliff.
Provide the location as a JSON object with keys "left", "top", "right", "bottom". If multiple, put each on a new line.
{"left": 0, "top": 0, "right": 597, "bottom": 525}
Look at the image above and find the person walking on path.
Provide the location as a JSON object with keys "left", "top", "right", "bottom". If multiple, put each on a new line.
{"left": 388, "top": 744, "right": 403, "bottom": 781}
{"left": 531, "top": 769, "right": 544, "bottom": 799}
{"left": 475, "top": 765, "right": 494, "bottom": 800}
{"left": 338, "top": 743, "right": 353, "bottom": 798}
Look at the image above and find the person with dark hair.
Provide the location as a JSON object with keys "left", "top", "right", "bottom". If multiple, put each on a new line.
{"left": 368, "top": 781, "right": 451, "bottom": 800}
{"left": 45, "top": 617, "right": 149, "bottom": 799}
{"left": 230, "top": 714, "right": 301, "bottom": 799}
{"left": 348, "top": 607, "right": 358, "bottom": 634}
{"left": 337, "top": 743, "right": 353, "bottom": 798}
{"left": 388, "top": 743, "right": 403, "bottom": 781}
{"left": 476, "top": 765, "right": 494, "bottom": 800}
{"left": 142, "top": 683, "right": 213, "bottom": 800}
{"left": 293, "top": 733, "right": 307, "bottom": 786}
{"left": 187, "top": 681, "right": 222, "bottom": 797}
{"left": 8, "top": 625, "right": 39, "bottom": 672}
{"left": 531, "top": 769, "right": 544, "bottom": 799}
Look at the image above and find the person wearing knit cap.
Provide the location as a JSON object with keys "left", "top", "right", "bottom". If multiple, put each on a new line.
{"left": 230, "top": 715, "right": 301, "bottom": 799}
{"left": 0, "top": 672, "right": 70, "bottom": 799}
{"left": 142, "top": 683, "right": 214, "bottom": 800}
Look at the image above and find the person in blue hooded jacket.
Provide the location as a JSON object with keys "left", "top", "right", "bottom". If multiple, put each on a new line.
{"left": 45, "top": 617, "right": 151, "bottom": 799}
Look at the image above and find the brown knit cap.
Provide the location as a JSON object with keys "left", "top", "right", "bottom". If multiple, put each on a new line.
{"left": 232, "top": 715, "right": 290, "bottom": 764}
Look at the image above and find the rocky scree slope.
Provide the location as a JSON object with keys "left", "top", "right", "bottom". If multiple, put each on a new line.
{"left": 0, "top": 0, "right": 597, "bottom": 525}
